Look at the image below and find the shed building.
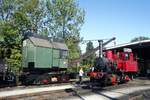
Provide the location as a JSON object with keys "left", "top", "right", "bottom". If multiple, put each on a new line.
{"left": 105, "top": 39, "right": 150, "bottom": 76}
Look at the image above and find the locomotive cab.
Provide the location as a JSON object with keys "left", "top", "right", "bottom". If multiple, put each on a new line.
{"left": 115, "top": 48, "right": 138, "bottom": 73}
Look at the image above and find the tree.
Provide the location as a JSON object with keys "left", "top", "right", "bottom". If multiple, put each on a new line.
{"left": 131, "top": 36, "right": 150, "bottom": 42}
{"left": 14, "top": 0, "right": 48, "bottom": 36}
{"left": 46, "top": 0, "right": 84, "bottom": 38}
{"left": 82, "top": 41, "right": 96, "bottom": 66}
{"left": 0, "top": 0, "right": 85, "bottom": 75}
{"left": 0, "top": 0, "right": 46, "bottom": 83}
{"left": 0, "top": 20, "right": 22, "bottom": 84}
{"left": 0, "top": 0, "right": 47, "bottom": 36}
{"left": 46, "top": 0, "right": 85, "bottom": 62}
{"left": 0, "top": 0, "right": 17, "bottom": 21}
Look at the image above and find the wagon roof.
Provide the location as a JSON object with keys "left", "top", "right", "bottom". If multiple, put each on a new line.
{"left": 29, "top": 37, "right": 53, "bottom": 48}
{"left": 29, "top": 37, "right": 68, "bottom": 50}
{"left": 52, "top": 42, "right": 68, "bottom": 50}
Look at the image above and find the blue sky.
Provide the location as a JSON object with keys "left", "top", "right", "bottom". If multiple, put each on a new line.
{"left": 78, "top": 0, "right": 150, "bottom": 46}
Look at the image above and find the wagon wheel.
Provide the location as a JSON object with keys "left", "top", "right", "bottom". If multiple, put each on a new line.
{"left": 33, "top": 74, "right": 50, "bottom": 85}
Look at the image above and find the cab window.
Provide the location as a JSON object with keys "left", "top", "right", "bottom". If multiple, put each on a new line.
{"left": 125, "top": 53, "right": 130, "bottom": 60}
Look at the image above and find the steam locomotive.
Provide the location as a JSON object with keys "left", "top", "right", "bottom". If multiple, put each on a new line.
{"left": 88, "top": 48, "right": 138, "bottom": 86}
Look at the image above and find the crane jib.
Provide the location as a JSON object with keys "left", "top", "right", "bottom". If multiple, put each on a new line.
{"left": 71, "top": 37, "right": 116, "bottom": 64}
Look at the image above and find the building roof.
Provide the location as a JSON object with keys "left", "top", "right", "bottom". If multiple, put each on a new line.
{"left": 29, "top": 37, "right": 68, "bottom": 50}
{"left": 105, "top": 39, "right": 150, "bottom": 50}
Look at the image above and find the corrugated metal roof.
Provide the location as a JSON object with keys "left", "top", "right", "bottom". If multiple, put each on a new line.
{"left": 29, "top": 37, "right": 53, "bottom": 48}
{"left": 29, "top": 37, "right": 68, "bottom": 50}
{"left": 52, "top": 42, "right": 68, "bottom": 50}
{"left": 105, "top": 39, "right": 150, "bottom": 50}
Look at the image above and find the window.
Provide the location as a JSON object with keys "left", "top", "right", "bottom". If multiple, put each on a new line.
{"left": 125, "top": 53, "right": 130, "bottom": 60}
{"left": 60, "top": 50, "right": 68, "bottom": 59}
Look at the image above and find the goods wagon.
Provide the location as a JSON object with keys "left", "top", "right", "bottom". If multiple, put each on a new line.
{"left": 21, "top": 36, "right": 69, "bottom": 84}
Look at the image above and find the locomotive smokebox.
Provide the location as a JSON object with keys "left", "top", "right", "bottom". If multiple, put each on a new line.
{"left": 93, "top": 57, "right": 110, "bottom": 72}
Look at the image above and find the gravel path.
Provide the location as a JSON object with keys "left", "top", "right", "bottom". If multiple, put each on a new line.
{"left": 0, "top": 78, "right": 149, "bottom": 100}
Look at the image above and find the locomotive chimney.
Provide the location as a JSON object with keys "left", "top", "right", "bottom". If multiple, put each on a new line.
{"left": 98, "top": 40, "right": 103, "bottom": 58}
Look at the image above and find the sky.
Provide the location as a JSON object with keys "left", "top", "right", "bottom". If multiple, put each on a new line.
{"left": 78, "top": 0, "right": 150, "bottom": 52}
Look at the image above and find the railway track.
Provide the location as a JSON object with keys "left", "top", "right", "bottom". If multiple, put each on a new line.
{"left": 0, "top": 79, "right": 78, "bottom": 92}
{"left": 0, "top": 83, "right": 71, "bottom": 91}
{"left": 0, "top": 85, "right": 74, "bottom": 100}
{"left": 0, "top": 78, "right": 149, "bottom": 100}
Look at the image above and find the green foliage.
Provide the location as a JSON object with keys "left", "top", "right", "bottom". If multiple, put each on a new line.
{"left": 46, "top": 0, "right": 85, "bottom": 63}
{"left": 15, "top": 0, "right": 46, "bottom": 34}
{"left": 13, "top": 11, "right": 30, "bottom": 33}
{"left": 81, "top": 41, "right": 96, "bottom": 66}
{"left": 6, "top": 49, "right": 22, "bottom": 74}
{"left": 67, "top": 66, "right": 78, "bottom": 73}
{"left": 46, "top": 0, "right": 85, "bottom": 38}
{"left": 0, "top": 20, "right": 21, "bottom": 75}
{"left": 65, "top": 36, "right": 81, "bottom": 60}
{"left": 0, "top": 0, "right": 17, "bottom": 20}
{"left": 0, "top": 0, "right": 47, "bottom": 76}
{"left": 131, "top": 36, "right": 150, "bottom": 42}
{"left": 0, "top": 0, "right": 85, "bottom": 76}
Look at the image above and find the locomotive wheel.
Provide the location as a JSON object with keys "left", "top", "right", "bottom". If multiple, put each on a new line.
{"left": 34, "top": 74, "right": 50, "bottom": 85}
{"left": 5, "top": 73, "right": 16, "bottom": 86}
{"left": 20, "top": 74, "right": 37, "bottom": 85}
{"left": 90, "top": 77, "right": 95, "bottom": 89}
{"left": 103, "top": 76, "right": 110, "bottom": 86}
